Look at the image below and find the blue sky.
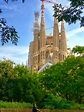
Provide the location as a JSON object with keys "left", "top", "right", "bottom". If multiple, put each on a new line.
{"left": 0, "top": 0, "right": 84, "bottom": 65}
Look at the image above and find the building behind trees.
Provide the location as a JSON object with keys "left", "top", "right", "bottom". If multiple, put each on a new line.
{"left": 28, "top": 3, "right": 68, "bottom": 72}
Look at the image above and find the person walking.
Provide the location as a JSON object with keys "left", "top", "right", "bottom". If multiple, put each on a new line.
{"left": 32, "top": 103, "right": 40, "bottom": 112}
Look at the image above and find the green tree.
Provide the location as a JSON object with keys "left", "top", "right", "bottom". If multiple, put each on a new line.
{"left": 39, "top": 62, "right": 63, "bottom": 95}
{"left": 0, "top": 59, "right": 18, "bottom": 101}
{"left": 59, "top": 56, "right": 84, "bottom": 103}
{"left": 14, "top": 64, "right": 29, "bottom": 77}
{"left": 0, "top": 77, "right": 8, "bottom": 101}
{"left": 53, "top": 0, "right": 84, "bottom": 27}
{"left": 39, "top": 55, "right": 84, "bottom": 104}
{"left": 0, "top": 60, "right": 45, "bottom": 103}
{"left": 72, "top": 46, "right": 84, "bottom": 56}
{"left": 0, "top": 59, "right": 17, "bottom": 78}
{"left": 44, "top": 93, "right": 71, "bottom": 109}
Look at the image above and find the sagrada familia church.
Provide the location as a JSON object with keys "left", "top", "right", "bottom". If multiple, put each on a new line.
{"left": 28, "top": 1, "right": 68, "bottom": 72}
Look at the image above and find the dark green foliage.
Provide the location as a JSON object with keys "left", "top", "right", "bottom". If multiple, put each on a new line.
{"left": 0, "top": 50, "right": 84, "bottom": 109}
{"left": 0, "top": 18, "right": 19, "bottom": 45}
{"left": 0, "top": 0, "right": 26, "bottom": 45}
{"left": 0, "top": 0, "right": 20, "bottom": 45}
{"left": 53, "top": 0, "right": 84, "bottom": 27}
{"left": 44, "top": 93, "right": 71, "bottom": 109}
{"left": 0, "top": 59, "right": 45, "bottom": 105}
{"left": 14, "top": 64, "right": 29, "bottom": 76}
{"left": 39, "top": 53, "right": 84, "bottom": 104}
{"left": 0, "top": 59, "right": 15, "bottom": 78}
{"left": 72, "top": 45, "right": 84, "bottom": 56}
{"left": 0, "top": 77, "right": 8, "bottom": 101}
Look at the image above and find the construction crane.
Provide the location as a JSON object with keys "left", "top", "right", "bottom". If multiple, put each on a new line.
{"left": 41, "top": 0, "right": 58, "bottom": 6}
{"left": 40, "top": 0, "right": 69, "bottom": 20}
{"left": 40, "top": 0, "right": 68, "bottom": 8}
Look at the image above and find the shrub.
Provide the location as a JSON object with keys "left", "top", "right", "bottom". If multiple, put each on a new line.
{"left": 0, "top": 101, "right": 32, "bottom": 108}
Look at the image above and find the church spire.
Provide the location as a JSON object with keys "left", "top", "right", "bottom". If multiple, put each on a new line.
{"left": 59, "top": 19, "right": 67, "bottom": 61}
{"left": 53, "top": 18, "right": 59, "bottom": 48}
{"left": 33, "top": 12, "right": 40, "bottom": 71}
{"left": 60, "top": 19, "right": 67, "bottom": 52}
{"left": 33, "top": 12, "right": 39, "bottom": 53}
{"left": 39, "top": 0, "right": 46, "bottom": 68}
{"left": 40, "top": 0, "right": 46, "bottom": 48}
{"left": 53, "top": 17, "right": 59, "bottom": 63}
{"left": 33, "top": 12, "right": 39, "bottom": 35}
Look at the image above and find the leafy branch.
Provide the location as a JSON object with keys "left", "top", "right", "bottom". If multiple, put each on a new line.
{"left": 53, "top": 0, "right": 84, "bottom": 27}
{"left": 0, "top": 18, "right": 19, "bottom": 45}
{"left": 0, "top": 0, "right": 22, "bottom": 45}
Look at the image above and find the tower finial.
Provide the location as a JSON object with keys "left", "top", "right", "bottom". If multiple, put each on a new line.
{"left": 35, "top": 12, "right": 39, "bottom": 20}
{"left": 33, "top": 12, "right": 40, "bottom": 34}
{"left": 41, "top": 0, "right": 44, "bottom": 17}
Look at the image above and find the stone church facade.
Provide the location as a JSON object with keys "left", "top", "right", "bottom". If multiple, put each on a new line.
{"left": 28, "top": 10, "right": 68, "bottom": 72}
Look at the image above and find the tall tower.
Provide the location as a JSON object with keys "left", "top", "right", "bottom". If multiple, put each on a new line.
{"left": 28, "top": 41, "right": 34, "bottom": 71}
{"left": 53, "top": 17, "right": 59, "bottom": 64}
{"left": 59, "top": 19, "right": 67, "bottom": 61}
{"left": 39, "top": 0, "right": 46, "bottom": 68}
{"left": 33, "top": 12, "right": 40, "bottom": 71}
{"left": 28, "top": 1, "right": 68, "bottom": 72}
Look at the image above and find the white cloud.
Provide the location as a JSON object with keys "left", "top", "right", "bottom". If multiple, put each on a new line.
{"left": 66, "top": 27, "right": 84, "bottom": 49}
{"left": 0, "top": 46, "right": 29, "bottom": 65}
{"left": 0, "top": 5, "right": 18, "bottom": 11}
{"left": 67, "top": 27, "right": 84, "bottom": 39}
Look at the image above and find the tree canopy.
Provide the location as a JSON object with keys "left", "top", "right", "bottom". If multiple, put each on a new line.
{"left": 53, "top": 0, "right": 84, "bottom": 27}
{"left": 72, "top": 45, "right": 84, "bottom": 56}
{"left": 0, "top": 47, "right": 84, "bottom": 109}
